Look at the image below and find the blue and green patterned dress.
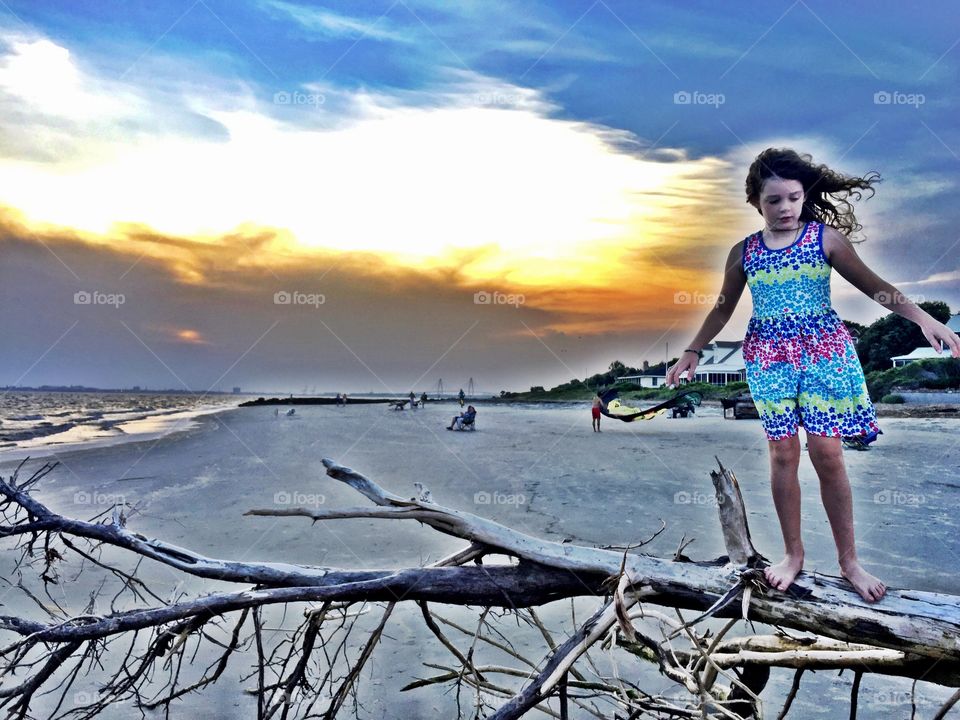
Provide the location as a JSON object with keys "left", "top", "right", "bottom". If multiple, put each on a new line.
{"left": 741, "top": 221, "right": 881, "bottom": 441}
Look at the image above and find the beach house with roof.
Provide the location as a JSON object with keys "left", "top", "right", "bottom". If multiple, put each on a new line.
{"left": 890, "top": 313, "right": 960, "bottom": 367}
{"left": 617, "top": 340, "right": 747, "bottom": 387}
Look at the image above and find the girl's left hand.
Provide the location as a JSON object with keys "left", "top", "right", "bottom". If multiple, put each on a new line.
{"left": 921, "top": 320, "right": 960, "bottom": 358}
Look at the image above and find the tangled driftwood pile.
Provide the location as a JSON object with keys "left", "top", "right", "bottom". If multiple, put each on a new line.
{"left": 0, "top": 457, "right": 957, "bottom": 719}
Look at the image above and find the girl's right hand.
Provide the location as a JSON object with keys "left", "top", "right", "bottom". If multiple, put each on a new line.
{"left": 665, "top": 352, "right": 698, "bottom": 388}
{"left": 920, "top": 319, "right": 960, "bottom": 358}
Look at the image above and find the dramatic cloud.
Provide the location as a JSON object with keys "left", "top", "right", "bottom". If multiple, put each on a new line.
{"left": 1, "top": 3, "right": 957, "bottom": 393}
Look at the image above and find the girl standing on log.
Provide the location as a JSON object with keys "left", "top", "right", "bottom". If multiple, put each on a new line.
{"left": 666, "top": 148, "right": 960, "bottom": 603}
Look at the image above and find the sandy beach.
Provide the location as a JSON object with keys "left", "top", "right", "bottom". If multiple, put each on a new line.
{"left": 2, "top": 402, "right": 958, "bottom": 718}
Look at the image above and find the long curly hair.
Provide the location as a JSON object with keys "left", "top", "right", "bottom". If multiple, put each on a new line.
{"left": 745, "top": 148, "right": 881, "bottom": 237}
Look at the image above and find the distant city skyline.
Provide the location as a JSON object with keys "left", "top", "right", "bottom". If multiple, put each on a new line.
{"left": 2, "top": 1, "right": 958, "bottom": 393}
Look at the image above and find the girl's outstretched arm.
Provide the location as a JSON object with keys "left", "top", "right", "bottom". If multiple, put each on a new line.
{"left": 665, "top": 242, "right": 747, "bottom": 386}
{"left": 823, "top": 225, "right": 960, "bottom": 357}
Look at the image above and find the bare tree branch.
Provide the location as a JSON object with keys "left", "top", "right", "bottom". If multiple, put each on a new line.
{"left": 0, "top": 457, "right": 957, "bottom": 720}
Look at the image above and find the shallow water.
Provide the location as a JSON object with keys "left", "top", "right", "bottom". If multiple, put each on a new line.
{"left": 0, "top": 390, "right": 242, "bottom": 460}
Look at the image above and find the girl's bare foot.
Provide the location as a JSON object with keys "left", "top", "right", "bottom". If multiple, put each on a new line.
{"left": 764, "top": 553, "right": 804, "bottom": 592}
{"left": 840, "top": 561, "right": 886, "bottom": 602}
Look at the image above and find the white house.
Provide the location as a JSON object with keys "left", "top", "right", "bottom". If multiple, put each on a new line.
{"left": 891, "top": 346, "right": 954, "bottom": 367}
{"left": 690, "top": 341, "right": 747, "bottom": 385}
{"left": 618, "top": 370, "right": 668, "bottom": 389}
{"left": 890, "top": 313, "right": 960, "bottom": 367}
{"left": 618, "top": 340, "right": 747, "bottom": 387}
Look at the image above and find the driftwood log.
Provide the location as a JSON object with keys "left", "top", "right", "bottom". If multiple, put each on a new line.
{"left": 0, "top": 457, "right": 957, "bottom": 719}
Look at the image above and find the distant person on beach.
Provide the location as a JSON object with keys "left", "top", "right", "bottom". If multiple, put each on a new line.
{"left": 420, "top": 391, "right": 428, "bottom": 407}
{"left": 591, "top": 393, "right": 602, "bottom": 432}
{"left": 335, "top": 393, "right": 342, "bottom": 407}
{"left": 458, "top": 388, "right": 466, "bottom": 407}
{"left": 447, "top": 405, "right": 476, "bottom": 430}
{"left": 666, "top": 148, "right": 960, "bottom": 603}
{"left": 409, "top": 391, "right": 416, "bottom": 408}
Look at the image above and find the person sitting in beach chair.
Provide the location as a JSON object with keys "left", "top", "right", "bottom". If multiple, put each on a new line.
{"left": 842, "top": 428, "right": 883, "bottom": 451}
{"left": 447, "top": 405, "right": 477, "bottom": 431}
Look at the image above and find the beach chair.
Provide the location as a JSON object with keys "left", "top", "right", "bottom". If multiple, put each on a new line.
{"left": 722, "top": 392, "right": 759, "bottom": 420}
{"left": 720, "top": 397, "right": 737, "bottom": 418}
{"left": 671, "top": 404, "right": 694, "bottom": 418}
{"left": 842, "top": 428, "right": 883, "bottom": 451}
{"left": 448, "top": 410, "right": 477, "bottom": 431}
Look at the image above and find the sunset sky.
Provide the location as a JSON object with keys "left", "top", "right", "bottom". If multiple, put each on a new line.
{"left": 2, "top": 1, "right": 958, "bottom": 394}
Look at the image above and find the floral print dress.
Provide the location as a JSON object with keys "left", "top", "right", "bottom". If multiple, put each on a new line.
{"left": 741, "top": 221, "right": 881, "bottom": 441}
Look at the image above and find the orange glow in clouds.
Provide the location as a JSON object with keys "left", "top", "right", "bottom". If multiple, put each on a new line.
{"left": 175, "top": 329, "right": 205, "bottom": 344}
{"left": 0, "top": 34, "right": 753, "bottom": 335}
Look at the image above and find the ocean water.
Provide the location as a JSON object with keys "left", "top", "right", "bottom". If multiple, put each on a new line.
{"left": 0, "top": 390, "right": 241, "bottom": 460}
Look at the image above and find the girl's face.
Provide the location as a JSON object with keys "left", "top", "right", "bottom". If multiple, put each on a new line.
{"left": 758, "top": 176, "right": 805, "bottom": 229}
